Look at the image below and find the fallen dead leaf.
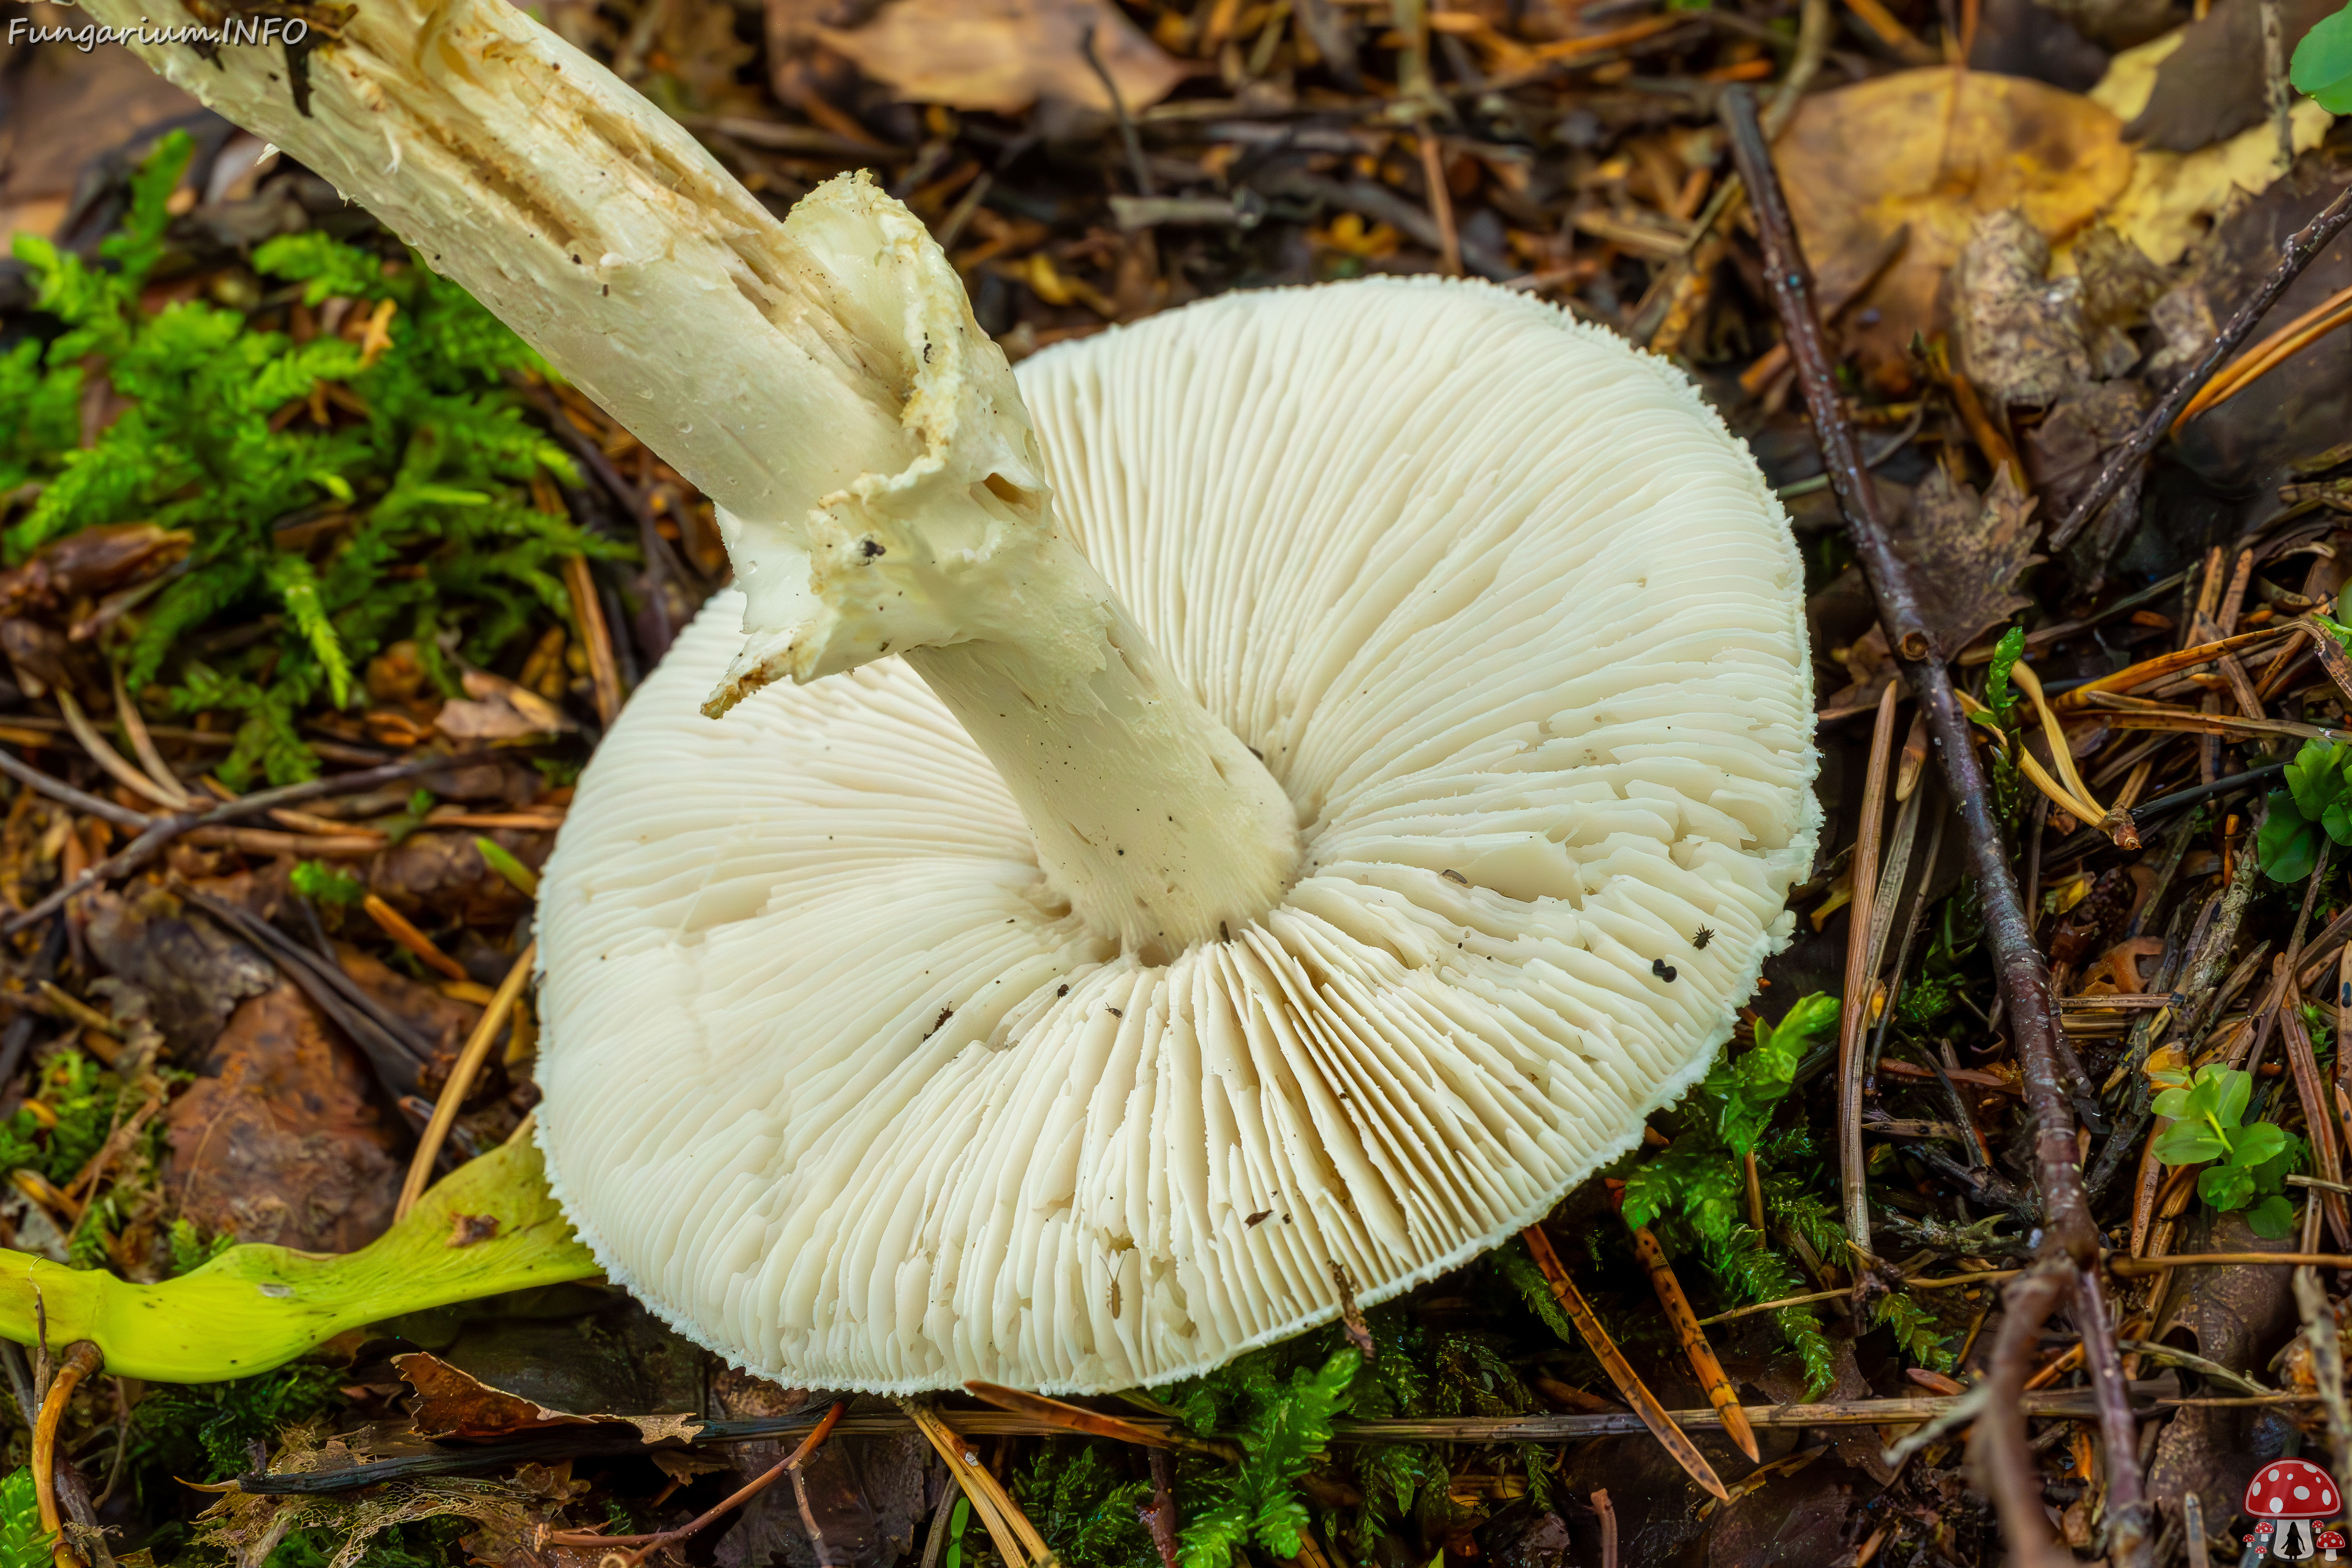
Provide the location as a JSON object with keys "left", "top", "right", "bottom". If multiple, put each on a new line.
{"left": 434, "top": 668, "right": 576, "bottom": 742}
{"left": 2125, "top": 0, "right": 2336, "bottom": 151}
{"left": 1894, "top": 462, "right": 2045, "bottom": 656}
{"left": 1777, "top": 68, "right": 2134, "bottom": 377}
{"left": 1956, "top": 208, "right": 2094, "bottom": 407}
{"left": 162, "top": 981, "right": 405, "bottom": 1253}
{"left": 83, "top": 883, "right": 276, "bottom": 1057}
{"left": 794, "top": 0, "right": 1186, "bottom": 116}
{"left": 396, "top": 1351, "right": 704, "bottom": 1445}
{"left": 2090, "top": 29, "right": 2335, "bottom": 263}
{"left": 2024, "top": 377, "right": 2155, "bottom": 523}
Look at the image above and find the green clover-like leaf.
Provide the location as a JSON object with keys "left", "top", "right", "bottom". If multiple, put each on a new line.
{"left": 2293, "top": 3, "right": 2352, "bottom": 113}
{"left": 2153, "top": 1122, "right": 2228, "bottom": 1166}
{"left": 2249, "top": 1194, "right": 2301, "bottom": 1238}
{"left": 2199, "top": 1161, "right": 2258, "bottom": 1212}
{"left": 2260, "top": 797, "right": 2324, "bottom": 882}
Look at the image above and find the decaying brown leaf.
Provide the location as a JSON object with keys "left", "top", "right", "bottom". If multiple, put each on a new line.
{"left": 2024, "top": 378, "right": 2155, "bottom": 522}
{"left": 162, "top": 981, "right": 406, "bottom": 1253}
{"left": 1955, "top": 209, "right": 2093, "bottom": 408}
{"left": 83, "top": 883, "right": 276, "bottom": 1057}
{"left": 2089, "top": 32, "right": 2336, "bottom": 265}
{"left": 395, "top": 1351, "right": 704, "bottom": 1445}
{"left": 434, "top": 668, "right": 575, "bottom": 742}
{"left": 2125, "top": 0, "right": 2335, "bottom": 152}
{"left": 1777, "top": 68, "right": 2133, "bottom": 376}
{"left": 1895, "top": 462, "right": 2045, "bottom": 656}
{"left": 781, "top": 0, "right": 1185, "bottom": 117}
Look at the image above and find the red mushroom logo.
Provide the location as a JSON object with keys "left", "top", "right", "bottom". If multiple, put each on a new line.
{"left": 2320, "top": 1527, "right": 2346, "bottom": 1560}
{"left": 2246, "top": 1461, "right": 2340, "bottom": 1560}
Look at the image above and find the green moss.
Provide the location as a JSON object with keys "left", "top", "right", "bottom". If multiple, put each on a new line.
{"left": 7, "top": 130, "right": 631, "bottom": 787}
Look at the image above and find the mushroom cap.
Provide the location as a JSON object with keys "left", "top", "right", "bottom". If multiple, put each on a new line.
{"left": 2323, "top": 1529, "right": 2346, "bottom": 1546}
{"left": 535, "top": 277, "right": 1819, "bottom": 1392}
{"left": 2248, "top": 1460, "right": 2340, "bottom": 1517}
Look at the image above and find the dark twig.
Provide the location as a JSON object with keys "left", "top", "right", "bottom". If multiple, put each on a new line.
{"left": 1, "top": 749, "right": 510, "bottom": 937}
{"left": 1721, "top": 83, "right": 2151, "bottom": 1568}
{"left": 1079, "top": 24, "right": 1153, "bottom": 200}
{"left": 183, "top": 889, "right": 437, "bottom": 1099}
{"left": 518, "top": 385, "right": 680, "bottom": 659}
{"left": 544, "top": 1401, "right": 846, "bottom": 1559}
{"left": 1969, "top": 1264, "right": 2075, "bottom": 1568}
{"left": 2051, "top": 178, "right": 2352, "bottom": 551}
{"left": 2103, "top": 761, "right": 2286, "bottom": 848}
{"left": 236, "top": 1381, "right": 2179, "bottom": 1496}
{"left": 0, "top": 750, "right": 151, "bottom": 832}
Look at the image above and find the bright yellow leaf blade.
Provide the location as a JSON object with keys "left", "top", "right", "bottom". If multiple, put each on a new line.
{"left": 0, "top": 1134, "right": 597, "bottom": 1382}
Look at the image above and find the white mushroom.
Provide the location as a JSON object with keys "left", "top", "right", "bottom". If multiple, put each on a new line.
{"left": 73, "top": 0, "right": 1819, "bottom": 1392}
{"left": 535, "top": 264, "right": 1819, "bottom": 1393}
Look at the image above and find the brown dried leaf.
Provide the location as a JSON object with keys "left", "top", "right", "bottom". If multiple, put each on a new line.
{"left": 0, "top": 522, "right": 190, "bottom": 617}
{"left": 396, "top": 1351, "right": 704, "bottom": 1445}
{"left": 434, "top": 669, "right": 575, "bottom": 741}
{"left": 162, "top": 982, "right": 405, "bottom": 1253}
{"left": 83, "top": 882, "right": 276, "bottom": 1057}
{"left": 1778, "top": 68, "right": 2133, "bottom": 377}
{"left": 2125, "top": 0, "right": 2337, "bottom": 152}
{"left": 2024, "top": 378, "right": 2155, "bottom": 522}
{"left": 1955, "top": 209, "right": 2093, "bottom": 407}
{"left": 650, "top": 1448, "right": 736, "bottom": 1483}
{"left": 1893, "top": 463, "right": 2044, "bottom": 655}
{"left": 796, "top": 0, "right": 1185, "bottom": 116}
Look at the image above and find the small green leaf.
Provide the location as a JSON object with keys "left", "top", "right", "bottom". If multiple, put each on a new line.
{"left": 288, "top": 859, "right": 364, "bottom": 905}
{"left": 473, "top": 837, "right": 538, "bottom": 898}
{"left": 2248, "top": 1193, "right": 2301, "bottom": 1239}
{"left": 2293, "top": 3, "right": 2352, "bottom": 113}
{"left": 2151, "top": 1087, "right": 2196, "bottom": 1120}
{"left": 2287, "top": 740, "right": 2348, "bottom": 818}
{"left": 2233, "top": 1121, "right": 2290, "bottom": 1169}
{"left": 2210, "top": 1067, "right": 2253, "bottom": 1129}
{"left": 2260, "top": 795, "right": 2324, "bottom": 881}
{"left": 2198, "top": 1162, "right": 2257, "bottom": 1212}
{"left": 2153, "top": 1123, "right": 2226, "bottom": 1166}
{"left": 1985, "top": 625, "right": 2026, "bottom": 730}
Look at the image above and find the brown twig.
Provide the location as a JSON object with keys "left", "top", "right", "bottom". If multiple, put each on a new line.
{"left": 2052, "top": 177, "right": 2352, "bottom": 550}
{"left": 2179, "top": 283, "right": 2352, "bottom": 429}
{"left": 1627, "top": 1221, "right": 1759, "bottom": 1462}
{"left": 394, "top": 939, "right": 537, "bottom": 1221}
{"left": 362, "top": 894, "right": 471, "bottom": 984}
{"left": 964, "top": 1383, "right": 1235, "bottom": 1461}
{"left": 903, "top": 1403, "right": 1050, "bottom": 1568}
{"left": 1520, "top": 1226, "right": 1726, "bottom": 1500}
{"left": 564, "top": 556, "right": 624, "bottom": 725}
{"left": 1721, "top": 83, "right": 2149, "bottom": 1567}
{"left": 1590, "top": 1489, "right": 1618, "bottom": 1568}
{"left": 1969, "top": 1265, "right": 2073, "bottom": 1568}
{"left": 32, "top": 1342, "right": 99, "bottom": 1568}
{"left": 0, "top": 749, "right": 511, "bottom": 937}
{"left": 1415, "top": 124, "right": 1461, "bottom": 277}
{"left": 1839, "top": 682, "right": 1899, "bottom": 1252}
{"left": 544, "top": 1400, "right": 845, "bottom": 1561}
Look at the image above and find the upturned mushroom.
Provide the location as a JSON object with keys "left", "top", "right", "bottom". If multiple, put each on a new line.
{"left": 63, "top": 0, "right": 1819, "bottom": 1392}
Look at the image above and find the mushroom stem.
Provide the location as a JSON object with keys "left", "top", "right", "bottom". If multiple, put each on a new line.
{"left": 79, "top": 0, "right": 1300, "bottom": 956}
